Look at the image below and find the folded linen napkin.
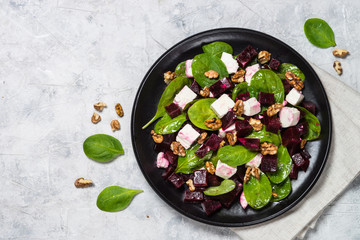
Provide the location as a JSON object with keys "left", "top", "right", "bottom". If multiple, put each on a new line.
{"left": 231, "top": 64, "right": 360, "bottom": 240}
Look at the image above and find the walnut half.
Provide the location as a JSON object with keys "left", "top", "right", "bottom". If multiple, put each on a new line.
{"left": 204, "top": 70, "right": 219, "bottom": 79}
{"left": 197, "top": 132, "right": 208, "bottom": 144}
{"left": 151, "top": 130, "right": 163, "bottom": 143}
{"left": 285, "top": 72, "right": 304, "bottom": 90}
{"left": 94, "top": 102, "right": 107, "bottom": 111}
{"left": 74, "top": 178, "right": 93, "bottom": 188}
{"left": 170, "top": 141, "right": 186, "bottom": 157}
{"left": 91, "top": 112, "right": 101, "bottom": 124}
{"left": 267, "top": 103, "right": 283, "bottom": 117}
{"left": 249, "top": 118, "right": 263, "bottom": 131}
{"left": 260, "top": 142, "right": 278, "bottom": 155}
{"left": 200, "top": 87, "right": 210, "bottom": 97}
{"left": 231, "top": 70, "right": 245, "bottom": 83}
{"left": 204, "top": 118, "right": 222, "bottom": 130}
{"left": 233, "top": 100, "right": 244, "bottom": 116}
{"left": 115, "top": 103, "right": 124, "bottom": 117}
{"left": 205, "top": 161, "right": 215, "bottom": 175}
{"left": 226, "top": 132, "right": 237, "bottom": 146}
{"left": 110, "top": 120, "right": 120, "bottom": 131}
{"left": 332, "top": 49, "right": 349, "bottom": 58}
{"left": 333, "top": 61, "right": 342, "bottom": 75}
{"left": 186, "top": 179, "right": 195, "bottom": 191}
{"left": 258, "top": 51, "right": 271, "bottom": 64}
{"left": 164, "top": 71, "right": 176, "bottom": 85}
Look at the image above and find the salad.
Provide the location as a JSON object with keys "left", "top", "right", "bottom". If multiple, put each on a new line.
{"left": 142, "top": 41, "right": 321, "bottom": 215}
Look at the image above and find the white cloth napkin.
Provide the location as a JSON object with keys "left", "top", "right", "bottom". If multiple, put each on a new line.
{"left": 231, "top": 64, "right": 360, "bottom": 240}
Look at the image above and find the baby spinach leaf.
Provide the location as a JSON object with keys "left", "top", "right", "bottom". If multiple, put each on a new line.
{"left": 154, "top": 112, "right": 187, "bottom": 135}
{"left": 246, "top": 126, "right": 281, "bottom": 146}
{"left": 203, "top": 179, "right": 236, "bottom": 196}
{"left": 202, "top": 41, "right": 233, "bottom": 58}
{"left": 304, "top": 18, "right": 336, "bottom": 48}
{"left": 271, "top": 177, "right": 291, "bottom": 202}
{"left": 250, "top": 69, "right": 284, "bottom": 103}
{"left": 175, "top": 144, "right": 213, "bottom": 174}
{"left": 277, "top": 63, "right": 306, "bottom": 81}
{"left": 232, "top": 82, "right": 249, "bottom": 101}
{"left": 142, "top": 76, "right": 191, "bottom": 129}
{"left": 266, "top": 145, "right": 292, "bottom": 184}
{"left": 243, "top": 172, "right": 272, "bottom": 210}
{"left": 191, "top": 53, "right": 229, "bottom": 88}
{"left": 188, "top": 98, "right": 218, "bottom": 131}
{"left": 175, "top": 61, "right": 186, "bottom": 77}
{"left": 83, "top": 134, "right": 124, "bottom": 162}
{"left": 209, "top": 154, "right": 219, "bottom": 168}
{"left": 96, "top": 186, "right": 143, "bottom": 212}
{"left": 217, "top": 145, "right": 258, "bottom": 167}
{"left": 296, "top": 106, "right": 321, "bottom": 140}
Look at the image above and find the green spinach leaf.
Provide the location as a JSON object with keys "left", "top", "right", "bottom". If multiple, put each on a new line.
{"left": 250, "top": 69, "right": 284, "bottom": 103}
{"left": 191, "top": 53, "right": 229, "bottom": 88}
{"left": 243, "top": 172, "right": 272, "bottom": 209}
{"left": 203, "top": 179, "right": 236, "bottom": 196}
{"left": 142, "top": 76, "right": 191, "bottom": 129}
{"left": 217, "top": 145, "right": 258, "bottom": 167}
{"left": 296, "top": 106, "right": 321, "bottom": 140}
{"left": 232, "top": 82, "right": 249, "bottom": 101}
{"left": 154, "top": 112, "right": 187, "bottom": 134}
{"left": 304, "top": 18, "right": 336, "bottom": 48}
{"left": 188, "top": 98, "right": 218, "bottom": 131}
{"left": 175, "top": 61, "right": 186, "bottom": 77}
{"left": 246, "top": 126, "right": 281, "bottom": 146}
{"left": 271, "top": 177, "right": 291, "bottom": 202}
{"left": 97, "top": 186, "right": 143, "bottom": 212}
{"left": 266, "top": 145, "right": 292, "bottom": 184}
{"left": 83, "top": 134, "right": 124, "bottom": 162}
{"left": 277, "top": 63, "right": 306, "bottom": 81}
{"left": 175, "top": 144, "right": 213, "bottom": 174}
{"left": 202, "top": 41, "right": 233, "bottom": 58}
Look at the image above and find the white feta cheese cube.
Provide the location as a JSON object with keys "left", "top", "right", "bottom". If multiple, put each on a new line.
{"left": 240, "top": 191, "right": 248, "bottom": 209}
{"left": 156, "top": 152, "right": 169, "bottom": 169}
{"left": 245, "top": 64, "right": 260, "bottom": 84}
{"left": 220, "top": 52, "right": 239, "bottom": 74}
{"left": 173, "top": 85, "right": 197, "bottom": 110}
{"left": 210, "top": 94, "right": 235, "bottom": 118}
{"left": 245, "top": 153, "right": 263, "bottom": 168}
{"left": 286, "top": 88, "right": 304, "bottom": 106}
{"left": 176, "top": 124, "right": 200, "bottom": 149}
{"left": 215, "top": 160, "right": 237, "bottom": 179}
{"left": 279, "top": 107, "right": 300, "bottom": 128}
{"left": 185, "top": 59, "right": 193, "bottom": 78}
{"left": 243, "top": 97, "right": 261, "bottom": 116}
{"left": 218, "top": 123, "right": 236, "bottom": 138}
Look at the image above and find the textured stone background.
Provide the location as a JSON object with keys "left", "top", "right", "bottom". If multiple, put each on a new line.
{"left": 0, "top": 0, "right": 359, "bottom": 239}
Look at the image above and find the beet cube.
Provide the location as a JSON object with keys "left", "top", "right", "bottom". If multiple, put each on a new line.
{"left": 292, "top": 153, "right": 306, "bottom": 168}
{"left": 167, "top": 172, "right": 185, "bottom": 188}
{"left": 207, "top": 174, "right": 221, "bottom": 186}
{"left": 201, "top": 200, "right": 222, "bottom": 216}
{"left": 261, "top": 155, "right": 277, "bottom": 172}
{"left": 165, "top": 103, "right": 182, "bottom": 118}
{"left": 301, "top": 100, "right": 316, "bottom": 115}
{"left": 221, "top": 111, "right": 237, "bottom": 130}
{"left": 300, "top": 148, "right": 311, "bottom": 160}
{"left": 190, "top": 80, "right": 201, "bottom": 95}
{"left": 238, "top": 138, "right": 260, "bottom": 151}
{"left": 204, "top": 134, "right": 223, "bottom": 151}
{"left": 184, "top": 190, "right": 204, "bottom": 203}
{"left": 289, "top": 164, "right": 298, "bottom": 179}
{"left": 165, "top": 151, "right": 178, "bottom": 166}
{"left": 236, "top": 165, "right": 246, "bottom": 183}
{"left": 209, "top": 77, "right": 233, "bottom": 97}
{"left": 236, "top": 92, "right": 250, "bottom": 102}
{"left": 195, "top": 144, "right": 211, "bottom": 158}
{"left": 154, "top": 133, "right": 177, "bottom": 152}
{"left": 258, "top": 92, "right": 275, "bottom": 105}
{"left": 261, "top": 112, "right": 271, "bottom": 125}
{"left": 262, "top": 64, "right": 270, "bottom": 69}
{"left": 236, "top": 45, "right": 258, "bottom": 68}
{"left": 282, "top": 79, "right": 291, "bottom": 95}
{"left": 281, "top": 127, "right": 301, "bottom": 156}
{"left": 236, "top": 120, "right": 253, "bottom": 137}
{"left": 215, "top": 180, "right": 243, "bottom": 208}
{"left": 193, "top": 170, "right": 208, "bottom": 187}
{"left": 179, "top": 173, "right": 194, "bottom": 182}
{"left": 162, "top": 165, "right": 175, "bottom": 179}
{"left": 266, "top": 117, "right": 282, "bottom": 134}
{"left": 296, "top": 121, "right": 309, "bottom": 137}
{"left": 301, "top": 158, "right": 310, "bottom": 172}
{"left": 269, "top": 58, "right": 281, "bottom": 70}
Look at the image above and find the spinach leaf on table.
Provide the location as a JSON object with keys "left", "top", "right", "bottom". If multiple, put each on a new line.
{"left": 271, "top": 177, "right": 291, "bottom": 202}
{"left": 243, "top": 172, "right": 272, "bottom": 210}
{"left": 175, "top": 144, "right": 213, "bottom": 174}
{"left": 266, "top": 145, "right": 292, "bottom": 184}
{"left": 83, "top": 134, "right": 124, "bottom": 162}
{"left": 154, "top": 112, "right": 187, "bottom": 135}
{"left": 203, "top": 179, "right": 236, "bottom": 196}
{"left": 202, "top": 41, "right": 233, "bottom": 58}
{"left": 188, "top": 98, "right": 218, "bottom": 131}
{"left": 296, "top": 106, "right": 321, "bottom": 141}
{"left": 142, "top": 76, "right": 191, "bottom": 129}
{"left": 217, "top": 145, "right": 258, "bottom": 167}
{"left": 276, "top": 63, "right": 306, "bottom": 81}
{"left": 250, "top": 69, "right": 284, "bottom": 103}
{"left": 97, "top": 186, "right": 143, "bottom": 212}
{"left": 304, "top": 18, "right": 336, "bottom": 48}
{"left": 245, "top": 126, "right": 281, "bottom": 146}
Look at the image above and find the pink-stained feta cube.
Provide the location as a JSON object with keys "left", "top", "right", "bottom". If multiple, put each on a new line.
{"left": 243, "top": 97, "right": 261, "bottom": 116}
{"left": 173, "top": 85, "right": 197, "bottom": 110}
{"left": 156, "top": 152, "right": 169, "bottom": 169}
{"left": 245, "top": 64, "right": 260, "bottom": 84}
{"left": 210, "top": 94, "right": 235, "bottom": 118}
{"left": 215, "top": 160, "right": 237, "bottom": 179}
{"left": 220, "top": 52, "right": 239, "bottom": 74}
{"left": 218, "top": 123, "right": 236, "bottom": 138}
{"left": 286, "top": 88, "right": 304, "bottom": 106}
{"left": 176, "top": 124, "right": 200, "bottom": 149}
{"left": 245, "top": 153, "right": 263, "bottom": 168}
{"left": 283, "top": 100, "right": 288, "bottom": 106}
{"left": 240, "top": 191, "right": 248, "bottom": 209}
{"left": 185, "top": 59, "right": 193, "bottom": 78}
{"left": 279, "top": 107, "right": 301, "bottom": 128}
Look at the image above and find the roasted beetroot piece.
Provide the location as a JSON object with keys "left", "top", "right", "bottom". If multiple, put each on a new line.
{"left": 289, "top": 164, "right": 298, "bottom": 179}
{"left": 236, "top": 165, "right": 246, "bottom": 183}
{"left": 195, "top": 144, "right": 211, "bottom": 158}
{"left": 238, "top": 138, "right": 260, "bottom": 151}
{"left": 207, "top": 174, "right": 221, "bottom": 186}
{"left": 154, "top": 133, "right": 177, "bottom": 152}
{"left": 258, "top": 92, "right": 275, "bottom": 105}
{"left": 165, "top": 151, "right": 178, "bottom": 166}
{"left": 209, "top": 77, "right": 233, "bottom": 97}
{"left": 236, "top": 120, "right": 253, "bottom": 137}
{"left": 201, "top": 199, "right": 222, "bottom": 216}
{"left": 269, "top": 58, "right": 281, "bottom": 70}
{"left": 300, "top": 148, "right": 312, "bottom": 160}
{"left": 282, "top": 79, "right": 291, "bottom": 95}
{"left": 296, "top": 121, "right": 309, "bottom": 137}
{"left": 261, "top": 155, "right": 277, "bottom": 172}
{"left": 215, "top": 180, "right": 243, "bottom": 208}
{"left": 179, "top": 173, "right": 194, "bottom": 182}
{"left": 165, "top": 103, "right": 182, "bottom": 118}
{"left": 236, "top": 45, "right": 258, "bottom": 68}
{"left": 221, "top": 111, "right": 237, "bottom": 130}
{"left": 193, "top": 170, "right": 208, "bottom": 187}
{"left": 162, "top": 165, "right": 175, "bottom": 179}
{"left": 292, "top": 153, "right": 306, "bottom": 169}
{"left": 236, "top": 92, "right": 250, "bottom": 102}
{"left": 301, "top": 158, "right": 310, "bottom": 172}
{"left": 184, "top": 190, "right": 204, "bottom": 203}
{"left": 261, "top": 112, "right": 271, "bottom": 125}
{"left": 266, "top": 117, "right": 282, "bottom": 134}
{"left": 299, "top": 108, "right": 306, "bottom": 120}
{"left": 167, "top": 172, "right": 185, "bottom": 188}
{"left": 281, "top": 127, "right": 301, "bottom": 156}
{"left": 301, "top": 100, "right": 316, "bottom": 115}
{"left": 204, "top": 134, "right": 223, "bottom": 151}
{"left": 262, "top": 64, "right": 270, "bottom": 69}
{"left": 190, "top": 80, "right": 201, "bottom": 95}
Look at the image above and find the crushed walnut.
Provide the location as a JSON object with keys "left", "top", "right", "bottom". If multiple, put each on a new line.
{"left": 272, "top": 192, "right": 278, "bottom": 198}
{"left": 249, "top": 118, "right": 263, "bottom": 131}
{"left": 231, "top": 69, "right": 245, "bottom": 83}
{"left": 186, "top": 179, "right": 195, "bottom": 191}
{"left": 244, "top": 167, "right": 251, "bottom": 184}
{"left": 233, "top": 100, "right": 244, "bottom": 116}
{"left": 204, "top": 118, "right": 222, "bottom": 130}
{"left": 285, "top": 72, "right": 304, "bottom": 90}
{"left": 226, "top": 132, "right": 237, "bottom": 146}
{"left": 300, "top": 139, "right": 307, "bottom": 149}
{"left": 219, "top": 140, "right": 226, "bottom": 148}
{"left": 251, "top": 166, "right": 260, "bottom": 180}
{"left": 164, "top": 71, "right": 176, "bottom": 85}
{"left": 74, "top": 178, "right": 93, "bottom": 188}
{"left": 94, "top": 102, "right": 107, "bottom": 112}
{"left": 91, "top": 112, "right": 101, "bottom": 124}
{"left": 333, "top": 61, "right": 342, "bottom": 75}
{"left": 151, "top": 130, "right": 163, "bottom": 143}
{"left": 115, "top": 103, "right": 124, "bottom": 117}
{"left": 258, "top": 51, "right": 271, "bottom": 64}
{"left": 170, "top": 141, "right": 186, "bottom": 157}
{"left": 205, "top": 161, "right": 216, "bottom": 175}
{"left": 200, "top": 86, "right": 210, "bottom": 97}
{"left": 197, "top": 132, "right": 208, "bottom": 144}
{"left": 110, "top": 120, "right": 120, "bottom": 131}
{"left": 260, "top": 142, "right": 278, "bottom": 155}
{"left": 267, "top": 103, "right": 283, "bottom": 117}
{"left": 204, "top": 70, "right": 219, "bottom": 79}
{"left": 332, "top": 49, "right": 349, "bottom": 58}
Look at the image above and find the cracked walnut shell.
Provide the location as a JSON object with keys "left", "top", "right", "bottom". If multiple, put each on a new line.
{"left": 258, "top": 51, "right": 271, "bottom": 64}
{"left": 151, "top": 130, "right": 163, "bottom": 143}
{"left": 110, "top": 120, "right": 120, "bottom": 131}
{"left": 249, "top": 118, "right": 263, "bottom": 131}
{"left": 170, "top": 141, "right": 186, "bottom": 157}
{"left": 261, "top": 142, "right": 278, "bottom": 155}
{"left": 91, "top": 112, "right": 101, "bottom": 124}
{"left": 267, "top": 103, "right": 283, "bottom": 117}
{"left": 94, "top": 102, "right": 107, "bottom": 111}
{"left": 74, "top": 178, "right": 93, "bottom": 188}
{"left": 231, "top": 70, "right": 245, "bottom": 83}
{"left": 204, "top": 70, "right": 219, "bottom": 79}
{"left": 333, "top": 61, "right": 342, "bottom": 75}
{"left": 204, "top": 118, "right": 222, "bottom": 130}
{"left": 332, "top": 49, "right": 349, "bottom": 58}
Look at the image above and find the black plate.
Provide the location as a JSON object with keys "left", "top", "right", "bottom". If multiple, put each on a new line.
{"left": 131, "top": 28, "right": 332, "bottom": 227}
